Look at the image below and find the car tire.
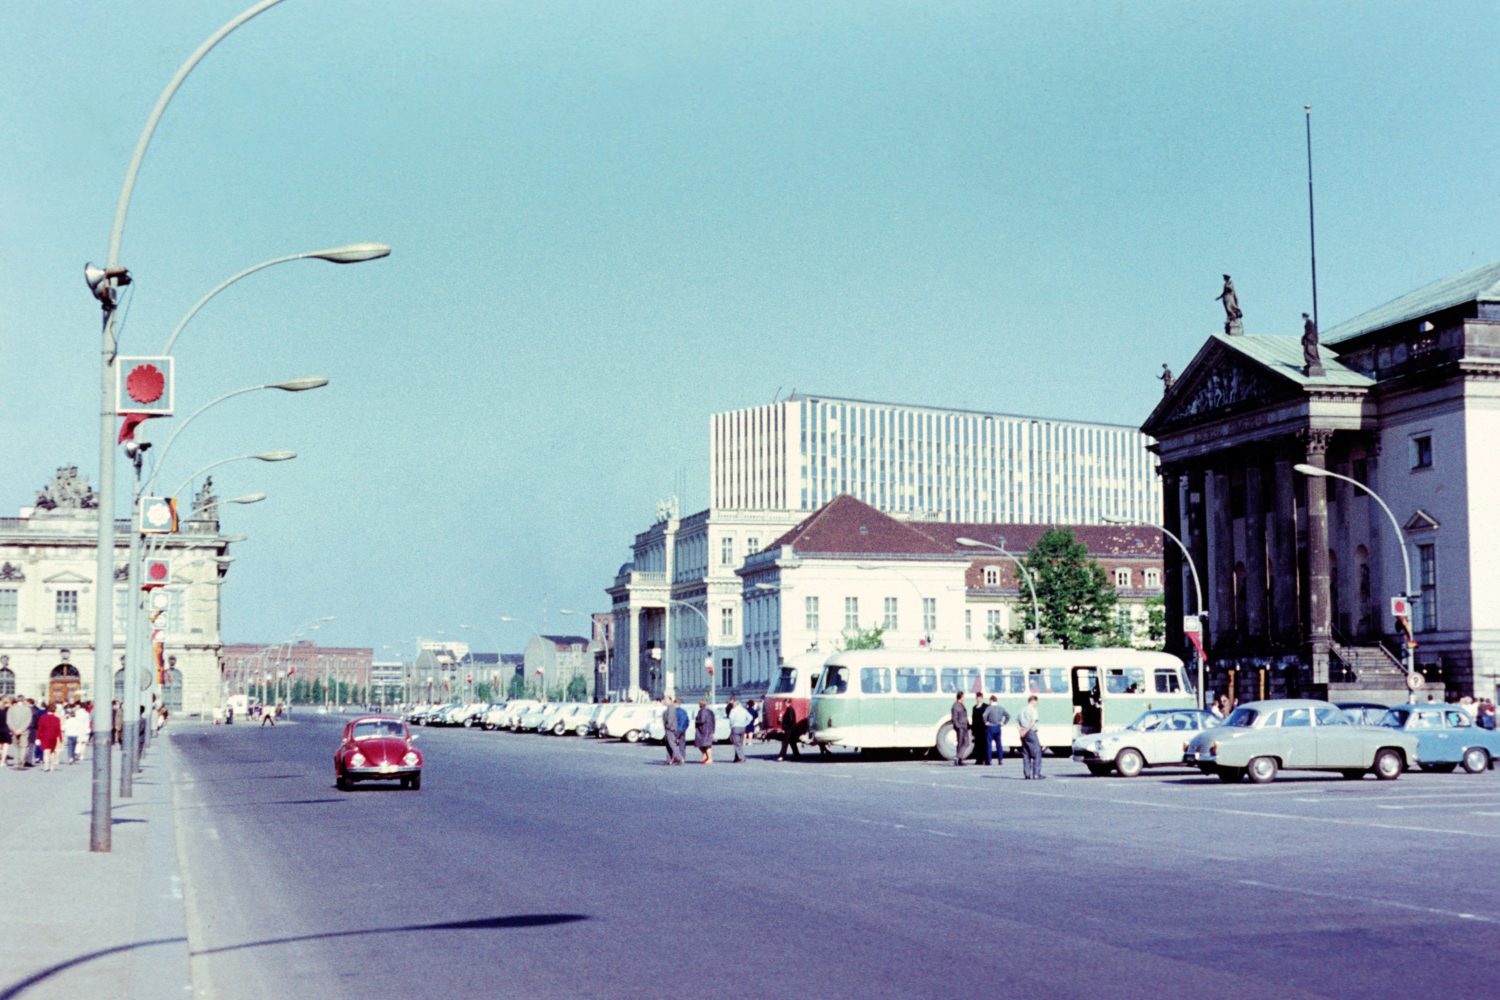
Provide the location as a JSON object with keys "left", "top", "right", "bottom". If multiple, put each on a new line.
{"left": 552, "top": 723, "right": 566, "bottom": 736}
{"left": 1215, "top": 766, "right": 1244, "bottom": 783}
{"left": 1084, "top": 762, "right": 1111, "bottom": 777}
{"left": 463, "top": 718, "right": 474, "bottom": 728}
{"left": 409, "top": 773, "right": 422, "bottom": 791}
{"left": 624, "top": 730, "right": 641, "bottom": 743}
{"left": 1462, "top": 747, "right": 1490, "bottom": 774}
{"left": 1114, "top": 748, "right": 1145, "bottom": 778}
{"left": 1373, "top": 748, "right": 1403, "bottom": 780}
{"left": 1246, "top": 756, "right": 1278, "bottom": 784}
{"left": 336, "top": 773, "right": 350, "bottom": 791}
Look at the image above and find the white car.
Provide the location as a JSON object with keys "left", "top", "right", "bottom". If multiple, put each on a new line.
{"left": 516, "top": 703, "right": 552, "bottom": 731}
{"left": 546, "top": 704, "right": 591, "bottom": 736}
{"left": 1072, "top": 708, "right": 1222, "bottom": 777}
{"left": 644, "top": 704, "right": 732, "bottom": 744}
{"left": 501, "top": 700, "right": 538, "bottom": 729}
{"left": 481, "top": 703, "right": 509, "bottom": 729}
{"left": 603, "top": 704, "right": 660, "bottom": 742}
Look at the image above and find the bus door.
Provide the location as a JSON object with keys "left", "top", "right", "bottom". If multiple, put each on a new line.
{"left": 1072, "top": 666, "right": 1101, "bottom": 734}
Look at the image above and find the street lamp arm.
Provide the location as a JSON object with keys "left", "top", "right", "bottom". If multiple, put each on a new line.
{"left": 1293, "top": 464, "right": 1413, "bottom": 598}
{"left": 168, "top": 451, "right": 295, "bottom": 501}
{"left": 955, "top": 537, "right": 1041, "bottom": 638}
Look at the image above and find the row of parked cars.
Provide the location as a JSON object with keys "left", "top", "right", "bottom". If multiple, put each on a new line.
{"left": 401, "top": 699, "right": 741, "bottom": 745}
{"left": 1072, "top": 698, "right": 1500, "bottom": 783}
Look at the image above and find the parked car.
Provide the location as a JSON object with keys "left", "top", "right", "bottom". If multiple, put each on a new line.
{"left": 644, "top": 704, "right": 731, "bottom": 744}
{"left": 547, "top": 704, "right": 590, "bottom": 735}
{"left": 1377, "top": 704, "right": 1499, "bottom": 773}
{"left": 334, "top": 716, "right": 422, "bottom": 791}
{"left": 499, "top": 700, "right": 537, "bottom": 729}
{"left": 1337, "top": 700, "right": 1395, "bottom": 726}
{"left": 481, "top": 703, "right": 509, "bottom": 730}
{"left": 603, "top": 703, "right": 659, "bottom": 742}
{"left": 1072, "top": 708, "right": 1221, "bottom": 776}
{"left": 1184, "top": 698, "right": 1419, "bottom": 784}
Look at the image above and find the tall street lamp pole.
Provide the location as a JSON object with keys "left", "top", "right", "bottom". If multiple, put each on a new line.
{"left": 86, "top": 0, "right": 292, "bottom": 855}
{"left": 666, "top": 599, "right": 716, "bottom": 705}
{"left": 1294, "top": 464, "right": 1417, "bottom": 701}
{"left": 1103, "top": 516, "right": 1207, "bottom": 709}
{"left": 955, "top": 537, "right": 1042, "bottom": 645}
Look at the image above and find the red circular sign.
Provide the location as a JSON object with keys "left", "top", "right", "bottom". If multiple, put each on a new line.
{"left": 125, "top": 363, "right": 166, "bottom": 404}
{"left": 147, "top": 561, "right": 169, "bottom": 582}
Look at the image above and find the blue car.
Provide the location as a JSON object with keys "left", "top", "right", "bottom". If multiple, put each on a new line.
{"left": 1379, "top": 704, "right": 1499, "bottom": 774}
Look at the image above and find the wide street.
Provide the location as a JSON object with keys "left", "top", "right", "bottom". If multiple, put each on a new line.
{"left": 167, "top": 715, "right": 1500, "bottom": 1000}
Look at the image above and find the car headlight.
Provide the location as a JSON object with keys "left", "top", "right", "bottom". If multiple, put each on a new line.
{"left": 350, "top": 753, "right": 366, "bottom": 767}
{"left": 1089, "top": 740, "right": 1104, "bottom": 753}
{"left": 403, "top": 752, "right": 419, "bottom": 766}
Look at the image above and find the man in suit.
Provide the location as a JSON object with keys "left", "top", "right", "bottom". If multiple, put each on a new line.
{"left": 777, "top": 704, "right": 802, "bottom": 761}
{"left": 971, "top": 691, "right": 988, "bottom": 762}
{"left": 1018, "top": 695, "right": 1043, "bottom": 779}
{"left": 658, "top": 698, "right": 676, "bottom": 765}
{"left": 950, "top": 692, "right": 970, "bottom": 766}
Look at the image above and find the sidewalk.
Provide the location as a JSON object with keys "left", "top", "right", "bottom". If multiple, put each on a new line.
{"left": 0, "top": 731, "right": 193, "bottom": 1000}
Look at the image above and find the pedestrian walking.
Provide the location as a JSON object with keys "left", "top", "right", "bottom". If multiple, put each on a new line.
{"left": 6, "top": 698, "right": 31, "bottom": 770}
{"left": 673, "top": 699, "right": 689, "bottom": 764}
{"left": 111, "top": 699, "right": 123, "bottom": 747}
{"left": 950, "top": 692, "right": 970, "bottom": 766}
{"left": 37, "top": 706, "right": 63, "bottom": 772}
{"left": 983, "top": 695, "right": 1009, "bottom": 766}
{"left": 28, "top": 699, "right": 42, "bottom": 766}
{"left": 727, "top": 698, "right": 752, "bottom": 763}
{"left": 62, "top": 706, "right": 85, "bottom": 763}
{"left": 260, "top": 703, "right": 276, "bottom": 727}
{"left": 694, "top": 699, "right": 716, "bottom": 764}
{"left": 0, "top": 697, "right": 12, "bottom": 770}
{"left": 777, "top": 704, "right": 801, "bottom": 761}
{"left": 660, "top": 698, "right": 680, "bottom": 765}
{"left": 1018, "top": 694, "right": 1043, "bottom": 779}
{"left": 745, "top": 699, "right": 760, "bottom": 738}
{"left": 971, "top": 691, "right": 988, "bottom": 762}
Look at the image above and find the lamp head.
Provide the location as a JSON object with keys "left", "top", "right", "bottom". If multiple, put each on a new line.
{"left": 271, "top": 377, "right": 329, "bottom": 392}
{"left": 310, "top": 242, "right": 391, "bottom": 264}
{"left": 254, "top": 450, "right": 297, "bottom": 462}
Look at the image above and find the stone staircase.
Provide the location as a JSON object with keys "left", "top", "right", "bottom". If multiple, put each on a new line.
{"left": 1329, "top": 639, "right": 1410, "bottom": 703}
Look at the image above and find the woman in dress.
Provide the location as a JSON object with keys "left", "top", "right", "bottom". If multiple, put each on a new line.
{"left": 694, "top": 699, "right": 715, "bottom": 764}
{"left": 37, "top": 704, "right": 64, "bottom": 772}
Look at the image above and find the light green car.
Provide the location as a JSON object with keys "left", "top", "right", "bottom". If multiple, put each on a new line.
{"left": 1184, "top": 698, "right": 1420, "bottom": 784}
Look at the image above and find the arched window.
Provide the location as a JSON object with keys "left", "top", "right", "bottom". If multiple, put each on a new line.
{"left": 0, "top": 668, "right": 14, "bottom": 697}
{"left": 162, "top": 667, "right": 184, "bottom": 712}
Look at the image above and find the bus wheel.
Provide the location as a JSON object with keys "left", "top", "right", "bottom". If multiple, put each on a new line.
{"left": 1114, "top": 748, "right": 1144, "bottom": 778}
{"left": 934, "top": 722, "right": 958, "bottom": 761}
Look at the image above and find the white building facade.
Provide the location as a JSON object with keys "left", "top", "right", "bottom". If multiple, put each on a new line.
{"left": 711, "top": 393, "right": 1160, "bottom": 524}
{"left": 0, "top": 467, "right": 232, "bottom": 714}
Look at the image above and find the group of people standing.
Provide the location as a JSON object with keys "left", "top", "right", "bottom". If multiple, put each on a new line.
{"left": 1, "top": 698, "right": 94, "bottom": 772}
{"left": 658, "top": 696, "right": 760, "bottom": 765}
{"left": 948, "top": 691, "right": 1045, "bottom": 778}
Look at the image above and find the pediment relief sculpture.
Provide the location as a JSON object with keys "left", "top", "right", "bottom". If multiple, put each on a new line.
{"left": 1168, "top": 356, "right": 1276, "bottom": 423}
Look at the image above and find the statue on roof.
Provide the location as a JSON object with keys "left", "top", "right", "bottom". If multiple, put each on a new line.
{"left": 1158, "top": 363, "right": 1174, "bottom": 394}
{"left": 1215, "top": 274, "right": 1244, "bottom": 335}
{"left": 1302, "top": 313, "right": 1324, "bottom": 377}
{"left": 191, "top": 476, "right": 218, "bottom": 522}
{"left": 34, "top": 466, "right": 98, "bottom": 512}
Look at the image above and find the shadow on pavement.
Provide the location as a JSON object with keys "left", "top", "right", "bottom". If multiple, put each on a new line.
{"left": 0, "top": 914, "right": 589, "bottom": 1000}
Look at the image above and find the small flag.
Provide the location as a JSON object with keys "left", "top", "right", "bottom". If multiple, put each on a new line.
{"left": 1186, "top": 629, "right": 1207, "bottom": 663}
{"left": 118, "top": 413, "right": 160, "bottom": 444}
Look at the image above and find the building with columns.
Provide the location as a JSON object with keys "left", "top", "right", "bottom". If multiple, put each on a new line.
{"left": 1143, "top": 262, "right": 1500, "bottom": 705}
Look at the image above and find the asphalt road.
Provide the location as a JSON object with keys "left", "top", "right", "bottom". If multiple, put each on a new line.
{"left": 170, "top": 716, "right": 1500, "bottom": 1000}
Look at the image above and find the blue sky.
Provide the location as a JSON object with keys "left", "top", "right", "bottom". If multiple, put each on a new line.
{"left": 4, "top": 1, "right": 1498, "bottom": 657}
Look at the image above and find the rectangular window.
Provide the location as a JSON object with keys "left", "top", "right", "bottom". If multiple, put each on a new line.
{"left": 883, "top": 596, "right": 898, "bottom": 631}
{"left": 844, "top": 597, "right": 859, "bottom": 631}
{"left": 113, "top": 588, "right": 130, "bottom": 634}
{"left": 1116, "top": 607, "right": 1134, "bottom": 639}
{"left": 0, "top": 589, "right": 16, "bottom": 631}
{"left": 964, "top": 609, "right": 972, "bottom": 641}
{"left": 860, "top": 667, "right": 891, "bottom": 694}
{"left": 985, "top": 609, "right": 1002, "bottom": 639}
{"left": 1114, "top": 567, "right": 1131, "bottom": 588}
{"left": 746, "top": 537, "right": 759, "bottom": 557}
{"left": 940, "top": 666, "right": 980, "bottom": 693}
{"left": 1410, "top": 435, "right": 1433, "bottom": 470}
{"left": 720, "top": 658, "right": 734, "bottom": 687}
{"left": 1154, "top": 668, "right": 1181, "bottom": 693}
{"left": 804, "top": 596, "right": 819, "bottom": 632}
{"left": 922, "top": 597, "right": 937, "bottom": 635}
{"left": 720, "top": 606, "right": 734, "bottom": 638}
{"left": 1144, "top": 568, "right": 1161, "bottom": 588}
{"left": 167, "top": 589, "right": 185, "bottom": 633}
{"left": 55, "top": 590, "right": 78, "bottom": 631}
{"left": 895, "top": 666, "right": 936, "bottom": 693}
{"left": 720, "top": 536, "right": 735, "bottom": 566}
{"left": 1418, "top": 543, "right": 1437, "bottom": 631}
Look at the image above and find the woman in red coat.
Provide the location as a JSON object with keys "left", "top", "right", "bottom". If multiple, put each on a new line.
{"left": 37, "top": 705, "right": 63, "bottom": 772}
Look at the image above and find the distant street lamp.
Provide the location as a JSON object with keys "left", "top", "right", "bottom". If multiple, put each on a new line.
{"left": 560, "top": 608, "right": 608, "bottom": 701}
{"left": 955, "top": 537, "right": 1042, "bottom": 645}
{"left": 1104, "top": 516, "right": 1206, "bottom": 709}
{"left": 1294, "top": 464, "right": 1418, "bottom": 701}
{"left": 666, "top": 599, "right": 716, "bottom": 705}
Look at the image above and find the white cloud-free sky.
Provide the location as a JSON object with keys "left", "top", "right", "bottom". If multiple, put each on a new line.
{"left": 4, "top": 1, "right": 1497, "bottom": 655}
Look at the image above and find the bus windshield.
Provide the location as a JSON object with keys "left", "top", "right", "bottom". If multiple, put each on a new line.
{"left": 771, "top": 667, "right": 798, "bottom": 695}
{"left": 819, "top": 665, "right": 850, "bottom": 695}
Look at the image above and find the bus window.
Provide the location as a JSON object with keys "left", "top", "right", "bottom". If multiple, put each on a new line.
{"left": 860, "top": 667, "right": 891, "bottom": 694}
{"left": 983, "top": 668, "right": 1006, "bottom": 693}
{"left": 1153, "top": 669, "right": 1181, "bottom": 694}
{"left": 895, "top": 666, "right": 935, "bottom": 693}
{"left": 771, "top": 667, "right": 798, "bottom": 695}
{"left": 1005, "top": 669, "right": 1026, "bottom": 693}
{"left": 1104, "top": 668, "right": 1146, "bottom": 694}
{"left": 820, "top": 666, "right": 849, "bottom": 695}
{"left": 940, "top": 667, "right": 979, "bottom": 693}
{"left": 1048, "top": 669, "right": 1069, "bottom": 693}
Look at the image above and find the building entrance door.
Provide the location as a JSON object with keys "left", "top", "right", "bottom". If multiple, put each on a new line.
{"left": 48, "top": 664, "right": 81, "bottom": 706}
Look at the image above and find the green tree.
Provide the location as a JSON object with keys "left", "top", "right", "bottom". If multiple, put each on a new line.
{"left": 565, "top": 675, "right": 589, "bottom": 701}
{"left": 1019, "top": 528, "right": 1119, "bottom": 649}
{"left": 507, "top": 675, "right": 527, "bottom": 699}
{"left": 840, "top": 624, "right": 885, "bottom": 650}
{"left": 1144, "top": 595, "right": 1166, "bottom": 648}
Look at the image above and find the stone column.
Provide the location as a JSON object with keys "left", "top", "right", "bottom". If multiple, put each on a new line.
{"left": 1271, "top": 450, "right": 1300, "bottom": 643}
{"left": 1243, "top": 454, "right": 1268, "bottom": 637}
{"left": 1160, "top": 465, "right": 1185, "bottom": 655}
{"left": 1364, "top": 439, "right": 1384, "bottom": 641}
{"left": 628, "top": 607, "right": 642, "bottom": 698}
{"left": 1302, "top": 428, "right": 1335, "bottom": 684}
{"left": 1207, "top": 464, "right": 1236, "bottom": 643}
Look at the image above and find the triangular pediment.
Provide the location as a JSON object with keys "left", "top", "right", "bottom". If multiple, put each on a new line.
{"left": 43, "top": 570, "right": 90, "bottom": 585}
{"left": 1144, "top": 340, "right": 1284, "bottom": 434}
{"left": 1403, "top": 509, "right": 1440, "bottom": 532}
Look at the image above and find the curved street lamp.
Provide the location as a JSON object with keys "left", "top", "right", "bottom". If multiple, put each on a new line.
{"left": 955, "top": 537, "right": 1042, "bottom": 646}
{"left": 1104, "top": 516, "right": 1206, "bottom": 709}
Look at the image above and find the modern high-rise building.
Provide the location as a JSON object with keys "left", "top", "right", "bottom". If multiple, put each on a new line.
{"left": 710, "top": 393, "right": 1160, "bottom": 524}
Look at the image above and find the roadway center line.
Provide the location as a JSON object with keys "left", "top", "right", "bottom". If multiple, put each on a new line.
{"left": 1235, "top": 879, "right": 1500, "bottom": 925}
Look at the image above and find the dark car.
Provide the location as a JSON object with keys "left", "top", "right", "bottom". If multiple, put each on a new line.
{"left": 334, "top": 716, "right": 423, "bottom": 790}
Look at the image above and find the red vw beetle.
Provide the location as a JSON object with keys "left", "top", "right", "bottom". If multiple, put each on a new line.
{"left": 334, "top": 716, "right": 423, "bottom": 790}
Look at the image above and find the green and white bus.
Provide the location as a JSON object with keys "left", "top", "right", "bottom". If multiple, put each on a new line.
{"left": 808, "top": 647, "right": 1196, "bottom": 758}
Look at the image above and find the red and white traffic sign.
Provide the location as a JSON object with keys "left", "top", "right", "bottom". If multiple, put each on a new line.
{"left": 1391, "top": 595, "right": 1411, "bottom": 618}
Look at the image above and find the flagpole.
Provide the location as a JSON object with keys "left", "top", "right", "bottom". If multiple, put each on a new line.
{"left": 1305, "top": 104, "right": 1319, "bottom": 330}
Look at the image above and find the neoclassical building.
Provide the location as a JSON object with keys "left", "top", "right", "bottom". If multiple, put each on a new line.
{"left": 1144, "top": 262, "right": 1500, "bottom": 704}
{"left": 0, "top": 466, "right": 233, "bottom": 711}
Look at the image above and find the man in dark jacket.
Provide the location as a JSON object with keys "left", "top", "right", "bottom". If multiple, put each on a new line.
{"left": 777, "top": 704, "right": 801, "bottom": 761}
{"left": 971, "top": 692, "right": 988, "bottom": 762}
{"left": 983, "top": 696, "right": 1010, "bottom": 765}
{"left": 950, "top": 692, "right": 970, "bottom": 766}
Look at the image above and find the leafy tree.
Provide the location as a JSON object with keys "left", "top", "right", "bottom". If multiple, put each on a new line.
{"left": 565, "top": 676, "right": 589, "bottom": 701}
{"left": 1018, "top": 528, "right": 1119, "bottom": 649}
{"left": 840, "top": 624, "right": 885, "bottom": 650}
{"left": 1144, "top": 596, "right": 1166, "bottom": 648}
{"left": 507, "top": 675, "right": 527, "bottom": 699}
{"left": 475, "top": 682, "right": 492, "bottom": 702}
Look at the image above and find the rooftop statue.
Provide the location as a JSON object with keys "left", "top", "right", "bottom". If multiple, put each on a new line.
{"left": 1302, "top": 313, "right": 1325, "bottom": 377}
{"left": 1216, "top": 274, "right": 1244, "bottom": 335}
{"left": 34, "top": 465, "right": 98, "bottom": 512}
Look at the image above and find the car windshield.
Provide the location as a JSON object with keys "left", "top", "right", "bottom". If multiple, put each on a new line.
{"left": 1377, "top": 708, "right": 1408, "bottom": 728}
{"left": 1222, "top": 707, "right": 1260, "bottom": 728}
{"left": 353, "top": 721, "right": 405, "bottom": 740}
